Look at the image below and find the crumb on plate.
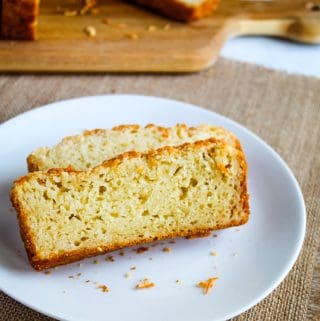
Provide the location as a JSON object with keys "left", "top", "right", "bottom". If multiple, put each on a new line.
{"left": 198, "top": 277, "right": 218, "bottom": 295}
{"left": 136, "top": 278, "right": 155, "bottom": 289}
{"left": 97, "top": 284, "right": 109, "bottom": 293}
{"left": 134, "top": 246, "right": 149, "bottom": 254}
{"left": 106, "top": 255, "right": 115, "bottom": 262}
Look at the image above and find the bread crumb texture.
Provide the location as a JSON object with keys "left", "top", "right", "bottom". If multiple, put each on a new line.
{"left": 12, "top": 137, "right": 249, "bottom": 270}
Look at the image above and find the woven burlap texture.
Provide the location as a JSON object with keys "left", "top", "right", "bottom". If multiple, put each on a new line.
{"left": 0, "top": 58, "right": 319, "bottom": 321}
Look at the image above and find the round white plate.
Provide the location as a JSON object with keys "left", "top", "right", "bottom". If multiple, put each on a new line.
{"left": 0, "top": 95, "right": 305, "bottom": 321}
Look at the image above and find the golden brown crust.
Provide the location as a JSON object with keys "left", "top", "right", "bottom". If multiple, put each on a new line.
{"left": 236, "top": 139, "right": 250, "bottom": 218}
{"left": 131, "top": 0, "right": 220, "bottom": 22}
{"left": 1, "top": 0, "right": 39, "bottom": 40}
{"left": 10, "top": 189, "right": 38, "bottom": 267}
{"left": 12, "top": 138, "right": 249, "bottom": 271}
{"left": 87, "top": 123, "right": 171, "bottom": 137}
{"left": 111, "top": 124, "right": 140, "bottom": 133}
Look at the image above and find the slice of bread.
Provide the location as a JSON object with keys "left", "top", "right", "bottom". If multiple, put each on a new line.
{"left": 1, "top": 0, "right": 39, "bottom": 40}
{"left": 11, "top": 138, "right": 249, "bottom": 270}
{"left": 131, "top": 0, "right": 220, "bottom": 21}
{"left": 27, "top": 124, "right": 240, "bottom": 172}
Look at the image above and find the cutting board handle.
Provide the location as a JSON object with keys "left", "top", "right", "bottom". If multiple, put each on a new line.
{"left": 233, "top": 1, "right": 320, "bottom": 43}
{"left": 235, "top": 15, "right": 320, "bottom": 43}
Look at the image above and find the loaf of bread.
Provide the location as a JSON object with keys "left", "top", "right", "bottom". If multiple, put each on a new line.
{"left": 1, "top": 0, "right": 39, "bottom": 40}
{"left": 11, "top": 138, "right": 249, "bottom": 270}
{"left": 27, "top": 124, "right": 240, "bottom": 172}
{"left": 131, "top": 0, "right": 220, "bottom": 21}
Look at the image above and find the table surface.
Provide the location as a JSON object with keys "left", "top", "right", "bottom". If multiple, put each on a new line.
{"left": 0, "top": 37, "right": 319, "bottom": 320}
{"left": 222, "top": 37, "right": 320, "bottom": 78}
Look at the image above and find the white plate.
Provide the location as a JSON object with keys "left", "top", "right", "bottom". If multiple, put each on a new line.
{"left": 0, "top": 95, "right": 305, "bottom": 321}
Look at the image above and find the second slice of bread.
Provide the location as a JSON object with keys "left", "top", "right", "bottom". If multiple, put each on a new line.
{"left": 12, "top": 138, "right": 249, "bottom": 270}
{"left": 27, "top": 124, "right": 240, "bottom": 172}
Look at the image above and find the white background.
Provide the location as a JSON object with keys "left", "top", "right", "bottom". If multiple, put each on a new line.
{"left": 221, "top": 37, "right": 320, "bottom": 78}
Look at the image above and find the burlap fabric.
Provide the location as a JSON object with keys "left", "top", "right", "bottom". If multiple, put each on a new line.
{"left": 0, "top": 59, "right": 319, "bottom": 321}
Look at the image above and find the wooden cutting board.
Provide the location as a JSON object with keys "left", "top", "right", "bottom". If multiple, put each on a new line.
{"left": 0, "top": 0, "right": 319, "bottom": 73}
